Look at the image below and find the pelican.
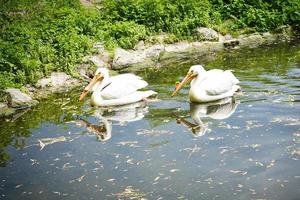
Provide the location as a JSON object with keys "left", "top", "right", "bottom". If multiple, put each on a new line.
{"left": 176, "top": 97, "right": 238, "bottom": 137}
{"left": 79, "top": 68, "right": 157, "bottom": 106}
{"left": 172, "top": 65, "right": 240, "bottom": 102}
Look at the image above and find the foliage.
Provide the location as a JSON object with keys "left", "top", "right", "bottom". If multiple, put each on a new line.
{"left": 211, "top": 0, "right": 300, "bottom": 31}
{"left": 0, "top": 0, "right": 299, "bottom": 89}
{"left": 101, "top": 0, "right": 211, "bottom": 39}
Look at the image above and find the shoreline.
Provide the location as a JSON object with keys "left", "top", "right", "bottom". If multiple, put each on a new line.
{"left": 1, "top": 26, "right": 298, "bottom": 118}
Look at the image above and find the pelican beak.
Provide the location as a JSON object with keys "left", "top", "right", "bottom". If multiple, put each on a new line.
{"left": 79, "top": 74, "right": 103, "bottom": 101}
{"left": 172, "top": 72, "right": 195, "bottom": 97}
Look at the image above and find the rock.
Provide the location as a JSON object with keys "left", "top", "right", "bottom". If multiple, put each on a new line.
{"left": 77, "top": 63, "right": 94, "bottom": 80}
{"left": 134, "top": 40, "right": 145, "bottom": 50}
{"left": 147, "top": 33, "right": 171, "bottom": 44}
{"left": 36, "top": 72, "right": 80, "bottom": 91}
{"left": 195, "top": 27, "right": 219, "bottom": 41}
{"left": 262, "top": 32, "right": 277, "bottom": 44}
{"left": 224, "top": 39, "right": 240, "bottom": 49}
{"left": 88, "top": 55, "right": 107, "bottom": 68}
{"left": 191, "top": 41, "right": 224, "bottom": 52}
{"left": 36, "top": 78, "right": 52, "bottom": 88}
{"left": 50, "top": 72, "right": 71, "bottom": 87}
{"left": 0, "top": 103, "right": 8, "bottom": 109}
{"left": 5, "top": 88, "right": 38, "bottom": 108}
{"left": 165, "top": 42, "right": 191, "bottom": 53}
{"left": 0, "top": 107, "right": 16, "bottom": 118}
{"left": 224, "top": 34, "right": 233, "bottom": 41}
{"left": 219, "top": 34, "right": 233, "bottom": 42}
{"left": 238, "top": 34, "right": 264, "bottom": 48}
{"left": 112, "top": 48, "right": 146, "bottom": 69}
{"left": 144, "top": 44, "right": 165, "bottom": 58}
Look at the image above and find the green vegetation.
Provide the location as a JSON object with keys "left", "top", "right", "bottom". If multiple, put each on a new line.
{"left": 0, "top": 0, "right": 299, "bottom": 90}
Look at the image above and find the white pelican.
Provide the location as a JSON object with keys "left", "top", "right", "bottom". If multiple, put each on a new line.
{"left": 172, "top": 65, "right": 240, "bottom": 102}
{"left": 79, "top": 68, "right": 157, "bottom": 106}
{"left": 176, "top": 97, "right": 238, "bottom": 136}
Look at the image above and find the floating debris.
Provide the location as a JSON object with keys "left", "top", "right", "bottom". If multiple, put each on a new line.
{"left": 113, "top": 186, "right": 146, "bottom": 200}
{"left": 136, "top": 129, "right": 173, "bottom": 136}
{"left": 184, "top": 144, "right": 201, "bottom": 158}
{"left": 266, "top": 160, "right": 276, "bottom": 168}
{"left": 77, "top": 175, "right": 86, "bottom": 182}
{"left": 249, "top": 144, "right": 262, "bottom": 149}
{"left": 15, "top": 184, "right": 23, "bottom": 189}
{"left": 38, "top": 136, "right": 67, "bottom": 150}
{"left": 62, "top": 163, "right": 74, "bottom": 170}
{"left": 229, "top": 170, "right": 248, "bottom": 176}
{"left": 271, "top": 117, "right": 300, "bottom": 126}
{"left": 170, "top": 169, "right": 179, "bottom": 173}
{"left": 245, "top": 120, "right": 263, "bottom": 130}
{"left": 30, "top": 159, "right": 39, "bottom": 165}
{"left": 117, "top": 141, "right": 139, "bottom": 147}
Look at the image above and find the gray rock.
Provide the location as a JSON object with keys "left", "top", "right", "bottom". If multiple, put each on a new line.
{"left": 165, "top": 42, "right": 191, "bottom": 53}
{"left": 219, "top": 34, "right": 233, "bottom": 42}
{"left": 36, "top": 78, "right": 52, "bottom": 88}
{"left": 112, "top": 48, "right": 146, "bottom": 69}
{"left": 195, "top": 27, "right": 219, "bottom": 41}
{"left": 77, "top": 63, "right": 93, "bottom": 80}
{"left": 89, "top": 56, "right": 107, "bottom": 68}
{"left": 0, "top": 107, "right": 16, "bottom": 117}
{"left": 0, "top": 103, "right": 8, "bottom": 109}
{"left": 134, "top": 40, "right": 145, "bottom": 50}
{"left": 191, "top": 41, "right": 224, "bottom": 52}
{"left": 5, "top": 88, "right": 38, "bottom": 108}
{"left": 144, "top": 44, "right": 165, "bottom": 58}
{"left": 224, "top": 34, "right": 233, "bottom": 41}
{"left": 50, "top": 72, "right": 71, "bottom": 87}
{"left": 224, "top": 39, "right": 240, "bottom": 49}
{"left": 262, "top": 32, "right": 277, "bottom": 44}
{"left": 36, "top": 72, "right": 80, "bottom": 91}
{"left": 238, "top": 34, "right": 264, "bottom": 48}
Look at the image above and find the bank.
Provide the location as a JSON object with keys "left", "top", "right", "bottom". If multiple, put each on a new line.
{"left": 1, "top": 24, "right": 298, "bottom": 118}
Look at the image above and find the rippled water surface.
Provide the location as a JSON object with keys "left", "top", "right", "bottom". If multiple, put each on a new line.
{"left": 1, "top": 41, "right": 300, "bottom": 200}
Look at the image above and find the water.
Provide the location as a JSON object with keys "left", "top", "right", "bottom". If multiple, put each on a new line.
{"left": 1, "top": 41, "right": 300, "bottom": 200}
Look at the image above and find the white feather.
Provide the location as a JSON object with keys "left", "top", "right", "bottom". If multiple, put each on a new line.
{"left": 188, "top": 65, "right": 240, "bottom": 102}
{"left": 90, "top": 69, "right": 156, "bottom": 106}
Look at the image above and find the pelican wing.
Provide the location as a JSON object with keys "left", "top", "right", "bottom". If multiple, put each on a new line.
{"left": 100, "top": 74, "right": 148, "bottom": 99}
{"left": 202, "top": 70, "right": 239, "bottom": 96}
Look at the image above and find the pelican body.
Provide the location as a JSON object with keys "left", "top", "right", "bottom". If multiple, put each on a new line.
{"left": 79, "top": 68, "right": 157, "bottom": 106}
{"left": 172, "top": 65, "right": 240, "bottom": 102}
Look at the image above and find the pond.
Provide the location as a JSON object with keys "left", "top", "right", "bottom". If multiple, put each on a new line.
{"left": 1, "top": 41, "right": 300, "bottom": 200}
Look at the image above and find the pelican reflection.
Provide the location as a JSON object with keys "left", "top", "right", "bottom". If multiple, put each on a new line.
{"left": 177, "top": 97, "right": 238, "bottom": 137}
{"left": 77, "top": 101, "right": 149, "bottom": 141}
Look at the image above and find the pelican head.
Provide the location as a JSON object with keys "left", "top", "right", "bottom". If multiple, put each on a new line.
{"left": 172, "top": 65, "right": 205, "bottom": 96}
{"left": 79, "top": 68, "right": 109, "bottom": 101}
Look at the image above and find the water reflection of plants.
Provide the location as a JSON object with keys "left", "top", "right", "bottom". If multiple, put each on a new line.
{"left": 0, "top": 90, "right": 85, "bottom": 166}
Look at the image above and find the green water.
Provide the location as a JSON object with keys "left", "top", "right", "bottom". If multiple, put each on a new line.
{"left": 0, "top": 41, "right": 300, "bottom": 200}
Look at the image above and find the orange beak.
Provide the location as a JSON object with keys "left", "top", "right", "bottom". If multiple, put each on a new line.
{"left": 79, "top": 74, "right": 103, "bottom": 101}
{"left": 171, "top": 72, "right": 195, "bottom": 97}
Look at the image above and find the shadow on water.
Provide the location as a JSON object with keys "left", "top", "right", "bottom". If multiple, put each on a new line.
{"left": 0, "top": 40, "right": 300, "bottom": 199}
